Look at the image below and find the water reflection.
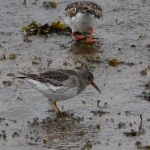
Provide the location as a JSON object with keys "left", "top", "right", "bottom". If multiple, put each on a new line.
{"left": 68, "top": 40, "right": 103, "bottom": 70}
{"left": 69, "top": 39, "right": 102, "bottom": 54}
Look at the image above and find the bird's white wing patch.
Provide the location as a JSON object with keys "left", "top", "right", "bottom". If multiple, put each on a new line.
{"left": 27, "top": 79, "right": 61, "bottom": 92}
{"left": 64, "top": 16, "right": 75, "bottom": 31}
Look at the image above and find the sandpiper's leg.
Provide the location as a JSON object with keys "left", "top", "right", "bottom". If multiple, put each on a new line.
{"left": 51, "top": 101, "right": 62, "bottom": 113}
{"left": 72, "top": 32, "right": 86, "bottom": 41}
{"left": 54, "top": 101, "right": 62, "bottom": 112}
{"left": 86, "top": 26, "right": 96, "bottom": 43}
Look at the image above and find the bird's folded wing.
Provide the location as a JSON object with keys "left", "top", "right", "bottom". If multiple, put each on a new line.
{"left": 19, "top": 70, "right": 71, "bottom": 87}
{"left": 65, "top": 1, "right": 102, "bottom": 18}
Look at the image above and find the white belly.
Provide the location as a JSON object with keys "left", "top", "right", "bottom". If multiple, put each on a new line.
{"left": 47, "top": 87, "right": 79, "bottom": 101}
{"left": 65, "top": 12, "right": 99, "bottom": 33}
{"left": 27, "top": 79, "right": 79, "bottom": 101}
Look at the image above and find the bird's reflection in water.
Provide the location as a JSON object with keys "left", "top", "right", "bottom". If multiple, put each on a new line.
{"left": 69, "top": 40, "right": 102, "bottom": 54}
{"left": 68, "top": 40, "right": 103, "bottom": 70}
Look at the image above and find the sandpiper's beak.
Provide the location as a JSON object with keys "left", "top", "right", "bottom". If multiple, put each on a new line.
{"left": 90, "top": 80, "right": 101, "bottom": 94}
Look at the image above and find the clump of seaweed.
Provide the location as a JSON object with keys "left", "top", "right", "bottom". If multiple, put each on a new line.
{"left": 81, "top": 140, "right": 92, "bottom": 150}
{"left": 50, "top": 21, "right": 65, "bottom": 30}
{"left": 21, "top": 21, "right": 38, "bottom": 36}
{"left": 143, "top": 145, "right": 150, "bottom": 150}
{"left": 21, "top": 20, "right": 71, "bottom": 37}
{"left": 123, "top": 129, "right": 141, "bottom": 137}
{"left": 91, "top": 110, "right": 109, "bottom": 117}
{"left": 3, "top": 81, "right": 12, "bottom": 87}
{"left": 0, "top": 130, "right": 7, "bottom": 140}
{"left": 135, "top": 141, "right": 150, "bottom": 150}
{"left": 141, "top": 66, "right": 150, "bottom": 76}
{"left": 140, "top": 68, "right": 148, "bottom": 76}
{"left": 108, "top": 58, "right": 135, "bottom": 67}
{"left": 141, "top": 91, "right": 150, "bottom": 101}
{"left": 145, "top": 81, "right": 150, "bottom": 90}
{"left": 124, "top": 114, "right": 145, "bottom": 137}
{"left": 108, "top": 58, "right": 126, "bottom": 67}
{"left": 43, "top": 1, "right": 57, "bottom": 9}
{"left": 9, "top": 53, "right": 17, "bottom": 60}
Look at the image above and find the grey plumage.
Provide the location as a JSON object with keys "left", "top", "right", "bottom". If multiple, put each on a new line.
{"left": 18, "top": 69, "right": 95, "bottom": 97}
{"left": 18, "top": 69, "right": 101, "bottom": 112}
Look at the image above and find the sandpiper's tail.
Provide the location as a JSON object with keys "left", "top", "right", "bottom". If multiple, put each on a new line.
{"left": 16, "top": 72, "right": 27, "bottom": 79}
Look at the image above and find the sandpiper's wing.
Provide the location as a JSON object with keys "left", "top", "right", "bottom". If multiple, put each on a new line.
{"left": 18, "top": 70, "right": 78, "bottom": 89}
{"left": 65, "top": 1, "right": 102, "bottom": 19}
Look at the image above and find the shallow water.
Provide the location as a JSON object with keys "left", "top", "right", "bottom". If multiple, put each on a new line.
{"left": 0, "top": 0, "right": 150, "bottom": 149}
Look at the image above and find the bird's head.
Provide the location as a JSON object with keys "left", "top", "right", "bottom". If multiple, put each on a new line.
{"left": 78, "top": 70, "right": 101, "bottom": 94}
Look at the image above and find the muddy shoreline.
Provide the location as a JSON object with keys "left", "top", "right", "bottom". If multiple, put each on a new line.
{"left": 0, "top": 0, "right": 150, "bottom": 149}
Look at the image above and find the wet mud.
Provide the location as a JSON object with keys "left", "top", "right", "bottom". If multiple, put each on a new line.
{"left": 0, "top": 0, "right": 150, "bottom": 149}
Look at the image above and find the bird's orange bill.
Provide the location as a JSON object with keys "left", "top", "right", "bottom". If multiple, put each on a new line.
{"left": 90, "top": 80, "right": 101, "bottom": 94}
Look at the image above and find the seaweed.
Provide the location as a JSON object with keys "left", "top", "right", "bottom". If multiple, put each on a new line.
{"left": 140, "top": 68, "right": 148, "bottom": 76}
{"left": 21, "top": 20, "right": 71, "bottom": 38}
{"left": 141, "top": 91, "right": 150, "bottom": 101}
{"left": 123, "top": 130, "right": 141, "bottom": 137}
{"left": 3, "top": 81, "right": 12, "bottom": 87}
{"left": 9, "top": 53, "right": 17, "bottom": 60}
{"left": 43, "top": 1, "right": 57, "bottom": 9}
{"left": 108, "top": 58, "right": 122, "bottom": 66}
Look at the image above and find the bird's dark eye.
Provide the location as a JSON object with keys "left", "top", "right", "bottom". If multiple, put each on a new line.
{"left": 88, "top": 76, "right": 92, "bottom": 80}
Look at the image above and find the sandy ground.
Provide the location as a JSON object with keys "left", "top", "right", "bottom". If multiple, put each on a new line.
{"left": 0, "top": 0, "right": 150, "bottom": 149}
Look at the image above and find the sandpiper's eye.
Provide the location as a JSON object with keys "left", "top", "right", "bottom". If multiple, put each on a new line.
{"left": 88, "top": 76, "right": 92, "bottom": 80}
